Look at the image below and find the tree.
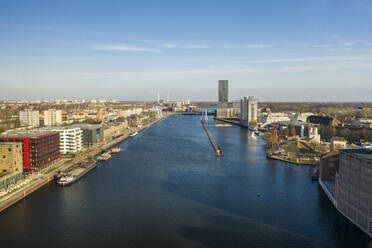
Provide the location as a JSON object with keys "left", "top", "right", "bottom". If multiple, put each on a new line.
{"left": 249, "top": 119, "right": 258, "bottom": 127}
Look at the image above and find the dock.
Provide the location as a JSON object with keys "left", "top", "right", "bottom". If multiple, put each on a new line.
{"left": 201, "top": 120, "right": 223, "bottom": 157}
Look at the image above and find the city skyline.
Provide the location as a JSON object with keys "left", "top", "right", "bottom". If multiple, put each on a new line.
{"left": 1, "top": 1, "right": 372, "bottom": 101}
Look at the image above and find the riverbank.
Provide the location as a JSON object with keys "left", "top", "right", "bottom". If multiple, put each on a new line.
{"left": 0, "top": 114, "right": 170, "bottom": 213}
{"left": 266, "top": 153, "right": 319, "bottom": 165}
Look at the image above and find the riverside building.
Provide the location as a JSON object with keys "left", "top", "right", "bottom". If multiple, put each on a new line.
{"left": 319, "top": 148, "right": 372, "bottom": 237}
{"left": 0, "top": 130, "right": 60, "bottom": 171}
{"left": 71, "top": 124, "right": 104, "bottom": 145}
{"left": 41, "top": 127, "right": 83, "bottom": 154}
{"left": 216, "top": 80, "right": 240, "bottom": 118}
{"left": 0, "top": 143, "right": 23, "bottom": 190}
{"left": 239, "top": 96, "right": 258, "bottom": 127}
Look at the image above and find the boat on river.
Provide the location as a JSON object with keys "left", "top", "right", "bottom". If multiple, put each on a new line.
{"left": 57, "top": 160, "right": 97, "bottom": 187}
{"left": 129, "top": 131, "right": 138, "bottom": 137}
{"left": 110, "top": 147, "right": 122, "bottom": 154}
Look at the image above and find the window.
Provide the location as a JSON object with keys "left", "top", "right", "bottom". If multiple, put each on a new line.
{"left": 3, "top": 169, "right": 6, "bottom": 172}
{"left": 8, "top": 148, "right": 11, "bottom": 152}
{"left": 2, "top": 155, "right": 5, "bottom": 158}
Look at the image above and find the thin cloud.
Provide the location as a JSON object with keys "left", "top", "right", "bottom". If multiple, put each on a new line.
{"left": 162, "top": 43, "right": 176, "bottom": 48}
{"left": 235, "top": 56, "right": 372, "bottom": 64}
{"left": 91, "top": 45, "right": 160, "bottom": 53}
{"left": 76, "top": 63, "right": 372, "bottom": 80}
{"left": 162, "top": 43, "right": 210, "bottom": 49}
{"left": 242, "top": 44, "right": 272, "bottom": 49}
{"left": 187, "top": 44, "right": 210, "bottom": 49}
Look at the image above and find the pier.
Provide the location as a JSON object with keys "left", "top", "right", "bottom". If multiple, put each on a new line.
{"left": 201, "top": 120, "right": 223, "bottom": 157}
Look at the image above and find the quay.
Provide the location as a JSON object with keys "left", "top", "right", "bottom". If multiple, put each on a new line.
{"left": 201, "top": 120, "right": 223, "bottom": 157}
{"left": 0, "top": 114, "right": 170, "bottom": 213}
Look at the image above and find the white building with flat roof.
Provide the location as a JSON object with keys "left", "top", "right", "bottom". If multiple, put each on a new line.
{"left": 240, "top": 96, "right": 258, "bottom": 127}
{"left": 42, "top": 126, "right": 82, "bottom": 154}
{"left": 258, "top": 112, "right": 290, "bottom": 125}
{"left": 19, "top": 110, "right": 39, "bottom": 127}
{"left": 44, "top": 109, "right": 62, "bottom": 126}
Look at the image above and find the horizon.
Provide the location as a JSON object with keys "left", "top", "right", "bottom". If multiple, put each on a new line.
{"left": 1, "top": 1, "right": 372, "bottom": 101}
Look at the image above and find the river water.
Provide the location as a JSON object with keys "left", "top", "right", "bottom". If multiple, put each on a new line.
{"left": 0, "top": 115, "right": 370, "bottom": 247}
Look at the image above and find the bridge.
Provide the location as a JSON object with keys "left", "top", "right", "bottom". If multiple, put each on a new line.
{"left": 179, "top": 110, "right": 215, "bottom": 116}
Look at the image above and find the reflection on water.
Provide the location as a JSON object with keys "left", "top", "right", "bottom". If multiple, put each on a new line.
{"left": 0, "top": 115, "right": 370, "bottom": 248}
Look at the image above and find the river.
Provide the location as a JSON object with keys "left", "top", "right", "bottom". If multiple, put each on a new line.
{"left": 0, "top": 115, "right": 370, "bottom": 247}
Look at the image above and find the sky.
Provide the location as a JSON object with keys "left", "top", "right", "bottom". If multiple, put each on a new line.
{"left": 0, "top": 0, "right": 372, "bottom": 101}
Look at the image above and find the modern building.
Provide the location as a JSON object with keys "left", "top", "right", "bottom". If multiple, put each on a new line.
{"left": 19, "top": 109, "right": 39, "bottom": 127}
{"left": 258, "top": 112, "right": 290, "bottom": 125}
{"left": 71, "top": 124, "right": 104, "bottom": 145}
{"left": 0, "top": 130, "right": 60, "bottom": 171}
{"left": 41, "top": 127, "right": 83, "bottom": 154}
{"left": 44, "top": 109, "right": 62, "bottom": 126}
{"left": 218, "top": 80, "right": 228, "bottom": 102}
{"left": 240, "top": 96, "right": 258, "bottom": 127}
{"left": 319, "top": 148, "right": 372, "bottom": 237}
{"left": 0, "top": 143, "right": 23, "bottom": 190}
{"left": 216, "top": 80, "right": 240, "bottom": 118}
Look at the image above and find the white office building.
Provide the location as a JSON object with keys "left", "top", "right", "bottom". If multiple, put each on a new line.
{"left": 240, "top": 96, "right": 258, "bottom": 127}
{"left": 258, "top": 112, "right": 290, "bottom": 125}
{"left": 19, "top": 110, "right": 39, "bottom": 127}
{"left": 42, "top": 127, "right": 83, "bottom": 154}
{"left": 44, "top": 109, "right": 62, "bottom": 126}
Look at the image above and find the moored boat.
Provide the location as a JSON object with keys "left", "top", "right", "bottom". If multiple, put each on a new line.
{"left": 110, "top": 148, "right": 122, "bottom": 154}
{"left": 129, "top": 131, "right": 138, "bottom": 137}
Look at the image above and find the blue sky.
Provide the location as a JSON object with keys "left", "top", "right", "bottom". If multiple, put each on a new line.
{"left": 1, "top": 0, "right": 372, "bottom": 101}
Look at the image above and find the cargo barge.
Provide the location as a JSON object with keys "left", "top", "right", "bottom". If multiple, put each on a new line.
{"left": 57, "top": 160, "right": 97, "bottom": 187}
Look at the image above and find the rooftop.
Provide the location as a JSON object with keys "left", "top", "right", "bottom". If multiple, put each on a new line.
{"left": 0, "top": 129, "right": 55, "bottom": 139}
{"left": 70, "top": 123, "right": 102, "bottom": 130}
{"left": 340, "top": 149, "right": 372, "bottom": 161}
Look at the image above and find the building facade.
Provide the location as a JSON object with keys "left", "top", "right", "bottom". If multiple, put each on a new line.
{"left": 258, "top": 112, "right": 290, "bottom": 125}
{"left": 319, "top": 149, "right": 372, "bottom": 237}
{"left": 0, "top": 143, "right": 23, "bottom": 190}
{"left": 71, "top": 124, "right": 104, "bottom": 145}
{"left": 240, "top": 96, "right": 258, "bottom": 127}
{"left": 19, "top": 110, "right": 39, "bottom": 127}
{"left": 216, "top": 80, "right": 240, "bottom": 118}
{"left": 41, "top": 127, "right": 83, "bottom": 154}
{"left": 218, "top": 80, "right": 228, "bottom": 102}
{"left": 335, "top": 149, "right": 372, "bottom": 236}
{"left": 0, "top": 130, "right": 60, "bottom": 171}
{"left": 44, "top": 109, "right": 62, "bottom": 126}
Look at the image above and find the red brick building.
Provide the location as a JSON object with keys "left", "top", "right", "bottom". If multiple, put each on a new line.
{"left": 319, "top": 151, "right": 340, "bottom": 181}
{"left": 0, "top": 130, "right": 60, "bottom": 171}
{"left": 319, "top": 149, "right": 372, "bottom": 237}
{"left": 335, "top": 149, "right": 372, "bottom": 236}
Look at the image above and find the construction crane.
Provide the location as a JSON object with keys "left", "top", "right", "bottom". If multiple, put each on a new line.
{"left": 271, "top": 122, "right": 279, "bottom": 151}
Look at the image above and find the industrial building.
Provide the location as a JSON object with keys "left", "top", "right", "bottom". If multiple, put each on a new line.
{"left": 40, "top": 126, "right": 83, "bottom": 154}
{"left": 0, "top": 130, "right": 60, "bottom": 171}
{"left": 71, "top": 124, "right": 104, "bottom": 145}
{"left": 307, "top": 115, "right": 340, "bottom": 127}
{"left": 319, "top": 148, "right": 372, "bottom": 237}
{"left": 0, "top": 143, "right": 23, "bottom": 190}
{"left": 240, "top": 96, "right": 258, "bottom": 127}
{"left": 19, "top": 109, "right": 39, "bottom": 127}
{"left": 44, "top": 109, "right": 62, "bottom": 126}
